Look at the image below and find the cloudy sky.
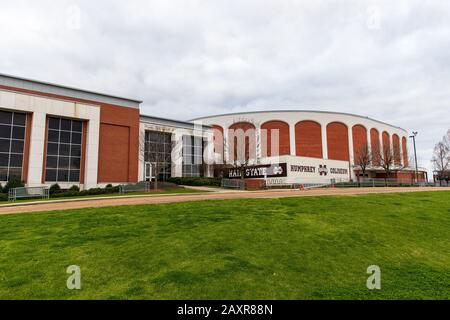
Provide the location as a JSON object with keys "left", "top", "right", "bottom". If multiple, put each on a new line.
{"left": 1, "top": 0, "right": 449, "bottom": 174}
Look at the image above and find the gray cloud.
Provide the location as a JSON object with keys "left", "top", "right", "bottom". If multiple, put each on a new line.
{"left": 1, "top": 0, "right": 449, "bottom": 175}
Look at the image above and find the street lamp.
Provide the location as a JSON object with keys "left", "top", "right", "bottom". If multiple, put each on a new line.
{"left": 409, "top": 131, "right": 419, "bottom": 184}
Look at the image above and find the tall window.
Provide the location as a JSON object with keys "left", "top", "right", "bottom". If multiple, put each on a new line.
{"left": 0, "top": 111, "right": 26, "bottom": 181}
{"left": 182, "top": 135, "right": 204, "bottom": 177}
{"left": 145, "top": 131, "right": 172, "bottom": 180}
{"left": 45, "top": 117, "right": 83, "bottom": 183}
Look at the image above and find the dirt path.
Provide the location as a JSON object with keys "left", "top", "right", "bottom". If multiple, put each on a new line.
{"left": 0, "top": 188, "right": 450, "bottom": 215}
{"left": 0, "top": 187, "right": 449, "bottom": 215}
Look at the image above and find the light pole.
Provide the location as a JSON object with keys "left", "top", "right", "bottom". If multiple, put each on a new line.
{"left": 410, "top": 131, "right": 419, "bottom": 183}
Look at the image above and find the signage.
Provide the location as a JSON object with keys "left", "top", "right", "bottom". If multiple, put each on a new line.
{"left": 226, "top": 163, "right": 288, "bottom": 179}
{"left": 290, "top": 164, "right": 348, "bottom": 176}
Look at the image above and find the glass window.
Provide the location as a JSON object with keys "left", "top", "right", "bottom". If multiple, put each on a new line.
{"left": 0, "top": 111, "right": 27, "bottom": 181}
{"left": 13, "top": 113, "right": 26, "bottom": 126}
{"left": 72, "top": 121, "right": 82, "bottom": 132}
{"left": 182, "top": 135, "right": 204, "bottom": 177}
{"left": 49, "top": 118, "right": 60, "bottom": 130}
{"left": 0, "top": 111, "right": 12, "bottom": 125}
{"left": 144, "top": 131, "right": 172, "bottom": 181}
{"left": 12, "top": 126, "right": 25, "bottom": 140}
{"left": 11, "top": 140, "right": 24, "bottom": 153}
{"left": 0, "top": 139, "right": 10, "bottom": 153}
{"left": 45, "top": 117, "right": 84, "bottom": 183}
{"left": 0, "top": 125, "right": 11, "bottom": 138}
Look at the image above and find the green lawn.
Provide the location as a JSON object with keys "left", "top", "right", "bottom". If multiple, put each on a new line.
{"left": 0, "top": 187, "right": 206, "bottom": 204}
{"left": 0, "top": 191, "right": 449, "bottom": 300}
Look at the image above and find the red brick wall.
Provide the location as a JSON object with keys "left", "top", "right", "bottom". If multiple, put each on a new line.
{"left": 98, "top": 123, "right": 131, "bottom": 182}
{"left": 229, "top": 122, "right": 256, "bottom": 161}
{"left": 402, "top": 137, "right": 409, "bottom": 167}
{"left": 0, "top": 84, "right": 140, "bottom": 184}
{"left": 382, "top": 131, "right": 391, "bottom": 152}
{"left": 98, "top": 104, "right": 140, "bottom": 183}
{"left": 392, "top": 134, "right": 401, "bottom": 165}
{"left": 261, "top": 120, "right": 290, "bottom": 156}
{"left": 371, "top": 128, "right": 381, "bottom": 166}
{"left": 212, "top": 125, "right": 224, "bottom": 160}
{"left": 352, "top": 125, "right": 368, "bottom": 163}
{"left": 295, "top": 121, "right": 323, "bottom": 158}
{"left": 327, "top": 122, "right": 349, "bottom": 161}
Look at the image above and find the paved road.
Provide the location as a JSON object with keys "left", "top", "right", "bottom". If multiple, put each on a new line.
{"left": 0, "top": 187, "right": 449, "bottom": 215}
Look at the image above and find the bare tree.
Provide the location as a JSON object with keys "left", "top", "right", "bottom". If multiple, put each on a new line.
{"left": 145, "top": 131, "right": 172, "bottom": 190}
{"left": 376, "top": 143, "right": 395, "bottom": 186}
{"left": 353, "top": 143, "right": 372, "bottom": 184}
{"left": 432, "top": 130, "right": 450, "bottom": 186}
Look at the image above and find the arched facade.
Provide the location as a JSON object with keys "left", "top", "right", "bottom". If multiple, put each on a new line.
{"left": 192, "top": 110, "right": 420, "bottom": 183}
{"left": 392, "top": 134, "right": 401, "bottom": 166}
{"left": 212, "top": 125, "right": 224, "bottom": 160}
{"left": 402, "top": 137, "right": 409, "bottom": 167}
{"left": 382, "top": 131, "right": 391, "bottom": 153}
{"left": 261, "top": 120, "right": 290, "bottom": 157}
{"left": 295, "top": 121, "right": 322, "bottom": 158}
{"left": 370, "top": 128, "right": 381, "bottom": 166}
{"left": 352, "top": 125, "right": 368, "bottom": 164}
{"left": 327, "top": 122, "right": 349, "bottom": 161}
{"left": 228, "top": 122, "right": 256, "bottom": 162}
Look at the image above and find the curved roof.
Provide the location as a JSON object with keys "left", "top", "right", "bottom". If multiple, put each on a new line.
{"left": 190, "top": 109, "right": 406, "bottom": 132}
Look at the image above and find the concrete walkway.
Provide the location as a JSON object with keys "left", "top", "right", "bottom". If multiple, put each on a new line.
{"left": 0, "top": 187, "right": 449, "bottom": 215}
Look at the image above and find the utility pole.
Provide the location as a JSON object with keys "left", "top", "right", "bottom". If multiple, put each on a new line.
{"left": 410, "top": 131, "right": 419, "bottom": 184}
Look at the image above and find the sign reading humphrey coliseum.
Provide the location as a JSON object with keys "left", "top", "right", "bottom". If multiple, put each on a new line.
{"left": 260, "top": 156, "right": 351, "bottom": 185}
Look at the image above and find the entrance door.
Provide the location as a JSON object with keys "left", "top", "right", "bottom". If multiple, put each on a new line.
{"left": 144, "top": 162, "right": 152, "bottom": 181}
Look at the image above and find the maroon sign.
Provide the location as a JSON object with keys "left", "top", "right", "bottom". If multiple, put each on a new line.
{"left": 226, "top": 163, "right": 288, "bottom": 179}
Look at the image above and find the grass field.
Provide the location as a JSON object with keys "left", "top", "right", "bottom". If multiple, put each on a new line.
{"left": 0, "top": 187, "right": 207, "bottom": 204}
{"left": 0, "top": 191, "right": 449, "bottom": 300}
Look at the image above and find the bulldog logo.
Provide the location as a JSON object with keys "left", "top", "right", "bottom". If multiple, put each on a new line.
{"left": 318, "top": 165, "right": 328, "bottom": 176}
{"left": 273, "top": 166, "right": 284, "bottom": 175}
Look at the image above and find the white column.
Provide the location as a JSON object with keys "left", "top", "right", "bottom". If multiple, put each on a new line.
{"left": 289, "top": 123, "right": 296, "bottom": 156}
{"left": 27, "top": 112, "right": 46, "bottom": 187}
{"left": 137, "top": 124, "right": 146, "bottom": 182}
{"left": 171, "top": 130, "right": 183, "bottom": 177}
{"left": 256, "top": 125, "right": 262, "bottom": 164}
{"left": 367, "top": 128, "right": 372, "bottom": 151}
{"left": 84, "top": 109, "right": 100, "bottom": 189}
{"left": 348, "top": 126, "right": 355, "bottom": 181}
{"left": 321, "top": 123, "right": 328, "bottom": 159}
{"left": 380, "top": 131, "right": 384, "bottom": 152}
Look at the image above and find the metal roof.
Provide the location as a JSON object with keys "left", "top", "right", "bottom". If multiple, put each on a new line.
{"left": 0, "top": 73, "right": 142, "bottom": 108}
{"left": 140, "top": 114, "right": 211, "bottom": 130}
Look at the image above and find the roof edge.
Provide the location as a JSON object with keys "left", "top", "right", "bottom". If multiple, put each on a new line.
{"left": 190, "top": 109, "right": 407, "bottom": 132}
{"left": 0, "top": 72, "right": 143, "bottom": 105}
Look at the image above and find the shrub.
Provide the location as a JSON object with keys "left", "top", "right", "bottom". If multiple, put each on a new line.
{"left": 167, "top": 177, "right": 222, "bottom": 187}
{"left": 69, "top": 185, "right": 80, "bottom": 192}
{"left": 49, "top": 184, "right": 62, "bottom": 195}
{"left": 4, "top": 176, "right": 25, "bottom": 193}
{"left": 0, "top": 184, "right": 3, "bottom": 194}
{"left": 106, "top": 184, "right": 113, "bottom": 189}
{"left": 0, "top": 193, "right": 8, "bottom": 202}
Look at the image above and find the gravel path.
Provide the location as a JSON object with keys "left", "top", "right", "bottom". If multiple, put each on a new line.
{"left": 0, "top": 187, "right": 449, "bottom": 215}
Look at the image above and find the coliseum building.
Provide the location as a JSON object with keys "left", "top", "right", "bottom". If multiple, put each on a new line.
{"left": 0, "top": 73, "right": 426, "bottom": 189}
{"left": 193, "top": 111, "right": 426, "bottom": 185}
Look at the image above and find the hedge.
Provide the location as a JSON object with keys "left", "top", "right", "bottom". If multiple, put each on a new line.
{"left": 167, "top": 177, "right": 222, "bottom": 187}
{"left": 50, "top": 186, "right": 121, "bottom": 198}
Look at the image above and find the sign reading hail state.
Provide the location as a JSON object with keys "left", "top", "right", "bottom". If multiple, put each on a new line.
{"left": 227, "top": 163, "right": 288, "bottom": 179}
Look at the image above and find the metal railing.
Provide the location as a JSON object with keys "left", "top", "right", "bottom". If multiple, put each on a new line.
{"left": 8, "top": 187, "right": 50, "bottom": 202}
{"left": 119, "top": 181, "right": 151, "bottom": 194}
{"left": 334, "top": 178, "right": 423, "bottom": 188}
{"left": 221, "top": 179, "right": 246, "bottom": 190}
